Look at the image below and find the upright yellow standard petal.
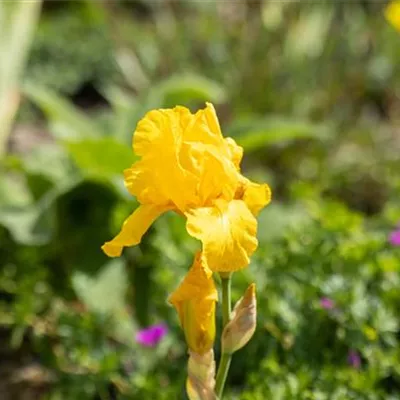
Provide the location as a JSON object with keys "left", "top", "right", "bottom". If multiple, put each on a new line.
{"left": 168, "top": 253, "right": 218, "bottom": 354}
{"left": 224, "top": 137, "right": 243, "bottom": 169}
{"left": 181, "top": 142, "right": 238, "bottom": 205}
{"left": 183, "top": 103, "right": 223, "bottom": 146}
{"left": 130, "top": 107, "right": 198, "bottom": 210}
{"left": 101, "top": 204, "right": 168, "bottom": 257}
{"left": 133, "top": 107, "right": 191, "bottom": 157}
{"left": 385, "top": 1, "right": 400, "bottom": 31}
{"left": 185, "top": 199, "right": 258, "bottom": 272}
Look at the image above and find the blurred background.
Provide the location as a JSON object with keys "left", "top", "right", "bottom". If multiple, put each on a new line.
{"left": 1, "top": 0, "right": 400, "bottom": 399}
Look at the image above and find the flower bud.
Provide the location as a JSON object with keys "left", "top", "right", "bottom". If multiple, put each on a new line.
{"left": 168, "top": 252, "right": 218, "bottom": 354}
{"left": 186, "top": 350, "right": 218, "bottom": 400}
{"left": 221, "top": 283, "right": 256, "bottom": 354}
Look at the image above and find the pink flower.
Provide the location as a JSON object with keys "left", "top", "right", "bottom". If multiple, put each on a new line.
{"left": 389, "top": 229, "right": 400, "bottom": 246}
{"left": 135, "top": 323, "right": 168, "bottom": 347}
{"left": 348, "top": 350, "right": 361, "bottom": 369}
{"left": 320, "top": 297, "right": 335, "bottom": 310}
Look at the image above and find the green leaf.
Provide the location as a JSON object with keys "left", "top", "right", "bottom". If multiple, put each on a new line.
{"left": 21, "top": 143, "right": 77, "bottom": 187}
{"left": 0, "top": 172, "right": 32, "bottom": 208}
{"left": 0, "top": 188, "right": 56, "bottom": 245}
{"left": 22, "top": 82, "right": 100, "bottom": 139}
{"left": 0, "top": 177, "right": 81, "bottom": 245}
{"left": 71, "top": 259, "right": 128, "bottom": 315}
{"left": 65, "top": 137, "right": 135, "bottom": 178}
{"left": 228, "top": 117, "right": 332, "bottom": 151}
{"left": 0, "top": 0, "right": 42, "bottom": 158}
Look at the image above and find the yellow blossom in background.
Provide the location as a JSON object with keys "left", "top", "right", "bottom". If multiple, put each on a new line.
{"left": 168, "top": 253, "right": 218, "bottom": 355}
{"left": 101, "top": 103, "right": 271, "bottom": 272}
{"left": 385, "top": 1, "right": 400, "bottom": 31}
{"left": 363, "top": 326, "right": 378, "bottom": 341}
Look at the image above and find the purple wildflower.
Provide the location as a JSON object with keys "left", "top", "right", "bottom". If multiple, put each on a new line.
{"left": 389, "top": 229, "right": 400, "bottom": 246}
{"left": 320, "top": 297, "right": 335, "bottom": 310}
{"left": 135, "top": 323, "right": 168, "bottom": 347}
{"left": 348, "top": 350, "right": 361, "bottom": 369}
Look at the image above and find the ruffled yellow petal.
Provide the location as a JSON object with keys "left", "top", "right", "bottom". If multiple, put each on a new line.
{"left": 182, "top": 103, "right": 243, "bottom": 175}
{"left": 183, "top": 103, "right": 223, "bottom": 146}
{"left": 180, "top": 104, "right": 242, "bottom": 203}
{"left": 101, "top": 204, "right": 168, "bottom": 257}
{"left": 237, "top": 177, "right": 272, "bottom": 216}
{"left": 123, "top": 104, "right": 245, "bottom": 211}
{"left": 124, "top": 165, "right": 169, "bottom": 206}
{"left": 133, "top": 107, "right": 192, "bottom": 156}
{"left": 180, "top": 142, "right": 239, "bottom": 205}
{"left": 385, "top": 1, "right": 400, "bottom": 31}
{"left": 168, "top": 252, "right": 218, "bottom": 354}
{"left": 224, "top": 137, "right": 243, "bottom": 169}
{"left": 128, "top": 107, "right": 198, "bottom": 210}
{"left": 185, "top": 199, "right": 258, "bottom": 272}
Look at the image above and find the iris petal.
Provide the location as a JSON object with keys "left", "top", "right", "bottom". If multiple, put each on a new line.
{"left": 242, "top": 180, "right": 271, "bottom": 216}
{"left": 169, "top": 253, "right": 218, "bottom": 354}
{"left": 129, "top": 108, "right": 198, "bottom": 210}
{"left": 101, "top": 204, "right": 168, "bottom": 257}
{"left": 185, "top": 199, "right": 258, "bottom": 272}
{"left": 385, "top": 1, "right": 400, "bottom": 31}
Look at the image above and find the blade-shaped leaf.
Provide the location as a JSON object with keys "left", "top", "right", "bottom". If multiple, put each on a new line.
{"left": 0, "top": 0, "right": 42, "bottom": 158}
{"left": 65, "top": 137, "right": 136, "bottom": 178}
{"left": 23, "top": 82, "right": 100, "bottom": 139}
{"left": 0, "top": 179, "right": 79, "bottom": 245}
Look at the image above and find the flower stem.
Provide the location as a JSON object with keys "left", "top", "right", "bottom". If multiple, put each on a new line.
{"left": 215, "top": 273, "right": 232, "bottom": 399}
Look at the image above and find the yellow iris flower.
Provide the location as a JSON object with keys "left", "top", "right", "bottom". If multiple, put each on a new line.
{"left": 385, "top": 1, "right": 400, "bottom": 31}
{"left": 168, "top": 252, "right": 218, "bottom": 355}
{"left": 101, "top": 103, "right": 271, "bottom": 272}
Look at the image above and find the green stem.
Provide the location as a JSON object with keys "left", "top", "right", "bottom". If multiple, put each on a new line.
{"left": 215, "top": 273, "right": 232, "bottom": 399}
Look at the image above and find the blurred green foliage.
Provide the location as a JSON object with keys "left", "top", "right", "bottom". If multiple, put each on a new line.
{"left": 1, "top": 0, "right": 400, "bottom": 399}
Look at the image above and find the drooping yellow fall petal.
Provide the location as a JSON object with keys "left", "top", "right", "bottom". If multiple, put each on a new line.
{"left": 168, "top": 253, "right": 218, "bottom": 354}
{"left": 101, "top": 204, "right": 168, "bottom": 257}
{"left": 185, "top": 199, "right": 258, "bottom": 272}
{"left": 385, "top": 1, "right": 400, "bottom": 31}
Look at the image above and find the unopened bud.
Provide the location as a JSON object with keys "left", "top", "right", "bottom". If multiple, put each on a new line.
{"left": 168, "top": 252, "right": 218, "bottom": 355}
{"left": 221, "top": 283, "right": 256, "bottom": 354}
{"left": 186, "top": 350, "right": 218, "bottom": 400}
